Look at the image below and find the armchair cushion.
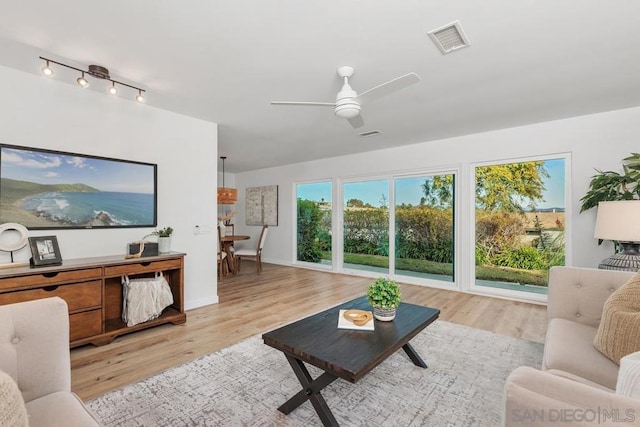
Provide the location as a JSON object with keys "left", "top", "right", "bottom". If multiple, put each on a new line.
{"left": 546, "top": 369, "right": 613, "bottom": 392}
{"left": 594, "top": 271, "right": 640, "bottom": 364}
{"left": 543, "top": 318, "right": 618, "bottom": 389}
{"left": 547, "top": 266, "right": 634, "bottom": 328}
{"left": 26, "top": 391, "right": 101, "bottom": 427}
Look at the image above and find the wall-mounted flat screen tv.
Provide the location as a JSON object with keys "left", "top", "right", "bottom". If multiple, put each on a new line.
{"left": 0, "top": 144, "right": 157, "bottom": 230}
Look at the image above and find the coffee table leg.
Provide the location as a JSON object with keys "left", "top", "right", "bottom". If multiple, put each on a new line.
{"left": 278, "top": 354, "right": 340, "bottom": 426}
{"left": 402, "top": 342, "right": 428, "bottom": 368}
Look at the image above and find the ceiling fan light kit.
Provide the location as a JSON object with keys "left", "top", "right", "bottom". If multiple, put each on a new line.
{"left": 271, "top": 66, "right": 421, "bottom": 129}
{"left": 39, "top": 56, "right": 147, "bottom": 102}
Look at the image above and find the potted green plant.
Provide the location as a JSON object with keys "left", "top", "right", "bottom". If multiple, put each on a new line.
{"left": 154, "top": 226, "right": 174, "bottom": 253}
{"left": 366, "top": 277, "right": 401, "bottom": 321}
{"left": 580, "top": 153, "right": 640, "bottom": 213}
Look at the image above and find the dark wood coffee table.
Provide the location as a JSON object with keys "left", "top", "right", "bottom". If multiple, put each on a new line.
{"left": 262, "top": 295, "right": 440, "bottom": 426}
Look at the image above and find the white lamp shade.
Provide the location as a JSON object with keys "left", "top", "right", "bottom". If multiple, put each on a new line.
{"left": 594, "top": 200, "right": 640, "bottom": 242}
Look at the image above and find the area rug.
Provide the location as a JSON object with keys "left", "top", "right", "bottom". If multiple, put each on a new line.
{"left": 87, "top": 321, "right": 543, "bottom": 426}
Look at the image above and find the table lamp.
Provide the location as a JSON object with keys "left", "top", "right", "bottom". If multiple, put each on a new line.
{"left": 593, "top": 200, "right": 640, "bottom": 271}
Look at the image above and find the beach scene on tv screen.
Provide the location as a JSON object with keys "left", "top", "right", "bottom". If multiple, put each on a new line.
{"left": 0, "top": 146, "right": 155, "bottom": 228}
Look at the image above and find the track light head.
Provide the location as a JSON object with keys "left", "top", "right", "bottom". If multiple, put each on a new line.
{"left": 136, "top": 90, "right": 145, "bottom": 103}
{"left": 41, "top": 60, "right": 54, "bottom": 77}
{"left": 77, "top": 72, "right": 89, "bottom": 88}
{"left": 109, "top": 82, "right": 118, "bottom": 95}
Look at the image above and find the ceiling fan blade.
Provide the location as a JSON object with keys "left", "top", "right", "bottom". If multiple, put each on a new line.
{"left": 347, "top": 114, "right": 365, "bottom": 129}
{"left": 270, "top": 101, "right": 335, "bottom": 107}
{"left": 354, "top": 72, "right": 421, "bottom": 104}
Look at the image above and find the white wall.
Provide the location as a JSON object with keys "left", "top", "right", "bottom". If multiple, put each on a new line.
{"left": 0, "top": 65, "right": 219, "bottom": 309}
{"left": 235, "top": 106, "right": 640, "bottom": 279}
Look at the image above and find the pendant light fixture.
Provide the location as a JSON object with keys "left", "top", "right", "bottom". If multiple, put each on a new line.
{"left": 217, "top": 156, "right": 238, "bottom": 205}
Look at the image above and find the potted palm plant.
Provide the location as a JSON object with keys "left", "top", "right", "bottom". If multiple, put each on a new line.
{"left": 154, "top": 226, "right": 174, "bottom": 253}
{"left": 367, "top": 277, "right": 401, "bottom": 321}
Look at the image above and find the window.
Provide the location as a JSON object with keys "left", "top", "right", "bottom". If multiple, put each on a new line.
{"left": 473, "top": 157, "right": 567, "bottom": 295}
{"left": 394, "top": 174, "right": 455, "bottom": 282}
{"left": 296, "top": 181, "right": 332, "bottom": 266}
{"left": 342, "top": 179, "right": 389, "bottom": 273}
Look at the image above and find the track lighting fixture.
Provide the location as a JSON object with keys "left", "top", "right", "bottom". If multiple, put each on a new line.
{"left": 39, "top": 56, "right": 146, "bottom": 102}
{"left": 77, "top": 72, "right": 89, "bottom": 88}
{"left": 41, "top": 60, "right": 54, "bottom": 77}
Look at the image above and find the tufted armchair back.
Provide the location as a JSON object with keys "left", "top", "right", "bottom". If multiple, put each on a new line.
{"left": 0, "top": 297, "right": 71, "bottom": 403}
{"left": 548, "top": 266, "right": 635, "bottom": 328}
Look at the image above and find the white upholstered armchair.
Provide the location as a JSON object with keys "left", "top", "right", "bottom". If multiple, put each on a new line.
{"left": 0, "top": 297, "right": 100, "bottom": 426}
{"left": 504, "top": 266, "right": 640, "bottom": 426}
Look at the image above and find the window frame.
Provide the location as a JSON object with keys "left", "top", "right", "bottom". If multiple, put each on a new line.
{"left": 293, "top": 179, "right": 334, "bottom": 270}
{"left": 466, "top": 153, "right": 572, "bottom": 303}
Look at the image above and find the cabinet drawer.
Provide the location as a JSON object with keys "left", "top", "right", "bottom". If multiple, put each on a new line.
{"left": 0, "top": 280, "right": 102, "bottom": 312}
{"left": 104, "top": 259, "right": 182, "bottom": 277}
{"left": 0, "top": 268, "right": 102, "bottom": 292}
{"left": 70, "top": 309, "right": 102, "bottom": 342}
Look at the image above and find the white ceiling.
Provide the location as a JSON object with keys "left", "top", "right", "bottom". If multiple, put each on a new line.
{"left": 0, "top": 1, "right": 639, "bottom": 173}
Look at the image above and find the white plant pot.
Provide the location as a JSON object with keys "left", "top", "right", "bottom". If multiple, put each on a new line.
{"left": 373, "top": 306, "right": 396, "bottom": 321}
{"left": 158, "top": 237, "right": 171, "bottom": 253}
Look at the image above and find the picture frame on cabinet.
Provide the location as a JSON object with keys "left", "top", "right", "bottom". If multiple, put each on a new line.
{"left": 28, "top": 235, "right": 62, "bottom": 267}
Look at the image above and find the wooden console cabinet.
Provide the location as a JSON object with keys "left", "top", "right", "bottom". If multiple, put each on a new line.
{"left": 0, "top": 252, "right": 186, "bottom": 347}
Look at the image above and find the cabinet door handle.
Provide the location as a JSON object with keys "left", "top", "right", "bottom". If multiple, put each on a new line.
{"left": 42, "top": 272, "right": 59, "bottom": 278}
{"left": 43, "top": 285, "right": 59, "bottom": 292}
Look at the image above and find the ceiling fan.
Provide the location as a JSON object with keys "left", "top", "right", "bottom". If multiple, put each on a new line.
{"left": 271, "top": 66, "right": 421, "bottom": 129}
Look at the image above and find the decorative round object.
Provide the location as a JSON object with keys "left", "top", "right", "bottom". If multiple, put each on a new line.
{"left": 343, "top": 309, "right": 373, "bottom": 326}
{"left": 0, "top": 223, "right": 29, "bottom": 252}
{"left": 373, "top": 306, "right": 396, "bottom": 322}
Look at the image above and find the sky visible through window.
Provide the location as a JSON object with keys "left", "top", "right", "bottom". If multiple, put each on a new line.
{"left": 297, "top": 181, "right": 332, "bottom": 203}
{"left": 297, "top": 159, "right": 565, "bottom": 210}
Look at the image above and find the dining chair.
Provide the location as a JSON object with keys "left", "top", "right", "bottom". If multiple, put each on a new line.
{"left": 235, "top": 225, "right": 268, "bottom": 274}
{"left": 217, "top": 226, "right": 228, "bottom": 280}
{"left": 225, "top": 223, "right": 236, "bottom": 255}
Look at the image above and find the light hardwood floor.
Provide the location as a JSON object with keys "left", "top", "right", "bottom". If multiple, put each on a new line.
{"left": 71, "top": 261, "right": 548, "bottom": 400}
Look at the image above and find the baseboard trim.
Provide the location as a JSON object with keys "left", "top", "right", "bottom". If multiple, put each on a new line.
{"left": 186, "top": 295, "right": 219, "bottom": 310}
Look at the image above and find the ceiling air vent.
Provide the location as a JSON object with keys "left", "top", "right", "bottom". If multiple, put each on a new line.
{"left": 428, "top": 20, "right": 470, "bottom": 54}
{"left": 359, "top": 130, "right": 382, "bottom": 137}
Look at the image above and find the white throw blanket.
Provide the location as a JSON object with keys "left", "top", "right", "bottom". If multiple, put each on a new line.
{"left": 122, "top": 272, "right": 174, "bottom": 327}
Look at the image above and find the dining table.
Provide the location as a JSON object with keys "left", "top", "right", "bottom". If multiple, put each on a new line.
{"left": 221, "top": 234, "right": 250, "bottom": 274}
